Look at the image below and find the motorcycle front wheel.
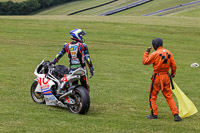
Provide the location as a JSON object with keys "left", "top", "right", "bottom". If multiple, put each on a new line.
{"left": 30, "top": 81, "right": 45, "bottom": 104}
{"left": 68, "top": 86, "right": 90, "bottom": 114}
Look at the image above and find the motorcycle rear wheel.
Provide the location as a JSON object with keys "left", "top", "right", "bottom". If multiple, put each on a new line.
{"left": 68, "top": 86, "right": 90, "bottom": 114}
{"left": 30, "top": 81, "right": 45, "bottom": 104}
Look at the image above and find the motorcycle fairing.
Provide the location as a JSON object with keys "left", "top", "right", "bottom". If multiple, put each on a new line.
{"left": 36, "top": 77, "right": 59, "bottom": 106}
{"left": 34, "top": 77, "right": 55, "bottom": 93}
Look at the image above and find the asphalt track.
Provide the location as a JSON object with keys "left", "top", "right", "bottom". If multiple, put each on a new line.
{"left": 67, "top": 0, "right": 118, "bottom": 15}
{"left": 143, "top": 0, "right": 200, "bottom": 16}
{"left": 99, "top": 0, "right": 153, "bottom": 16}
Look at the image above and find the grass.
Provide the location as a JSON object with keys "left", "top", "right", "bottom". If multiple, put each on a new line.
{"left": 153, "top": 3, "right": 200, "bottom": 16}
{"left": 36, "top": 0, "right": 198, "bottom": 16}
{"left": 173, "top": 6, "right": 200, "bottom": 17}
{"left": 36, "top": 0, "right": 111, "bottom": 15}
{"left": 75, "top": 0, "right": 136, "bottom": 15}
{"left": 36, "top": 0, "right": 136, "bottom": 15}
{"left": 0, "top": 15, "right": 200, "bottom": 132}
{"left": 115, "top": 0, "right": 196, "bottom": 16}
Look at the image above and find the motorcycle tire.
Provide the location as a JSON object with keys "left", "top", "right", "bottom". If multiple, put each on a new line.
{"left": 30, "top": 81, "right": 45, "bottom": 104}
{"left": 68, "top": 86, "right": 90, "bottom": 114}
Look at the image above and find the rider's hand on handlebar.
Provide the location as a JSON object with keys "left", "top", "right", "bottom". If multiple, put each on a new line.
{"left": 49, "top": 59, "right": 56, "bottom": 65}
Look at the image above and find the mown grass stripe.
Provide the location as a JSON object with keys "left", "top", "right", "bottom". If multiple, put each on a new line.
{"left": 67, "top": 0, "right": 118, "bottom": 15}
{"left": 99, "top": 0, "right": 153, "bottom": 16}
{"left": 143, "top": 0, "right": 200, "bottom": 16}
{"left": 158, "top": 3, "right": 200, "bottom": 16}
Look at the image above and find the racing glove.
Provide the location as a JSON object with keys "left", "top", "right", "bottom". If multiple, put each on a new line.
{"left": 49, "top": 58, "right": 57, "bottom": 65}
{"left": 89, "top": 67, "right": 94, "bottom": 78}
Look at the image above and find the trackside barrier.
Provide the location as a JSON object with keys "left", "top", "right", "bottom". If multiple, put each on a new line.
{"left": 143, "top": 0, "right": 200, "bottom": 16}
{"left": 99, "top": 0, "right": 153, "bottom": 16}
{"left": 67, "top": 0, "right": 118, "bottom": 15}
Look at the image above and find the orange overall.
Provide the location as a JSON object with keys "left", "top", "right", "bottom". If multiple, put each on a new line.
{"left": 143, "top": 47, "right": 179, "bottom": 116}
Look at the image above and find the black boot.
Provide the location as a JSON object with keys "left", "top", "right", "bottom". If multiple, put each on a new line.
{"left": 146, "top": 114, "right": 157, "bottom": 119}
{"left": 174, "top": 114, "right": 182, "bottom": 122}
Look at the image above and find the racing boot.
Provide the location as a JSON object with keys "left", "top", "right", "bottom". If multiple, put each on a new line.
{"left": 146, "top": 114, "right": 157, "bottom": 119}
{"left": 174, "top": 114, "right": 182, "bottom": 122}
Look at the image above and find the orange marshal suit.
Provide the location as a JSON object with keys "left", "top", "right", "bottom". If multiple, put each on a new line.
{"left": 143, "top": 46, "right": 179, "bottom": 116}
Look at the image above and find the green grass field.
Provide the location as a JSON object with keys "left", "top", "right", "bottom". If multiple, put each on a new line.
{"left": 115, "top": 0, "right": 196, "bottom": 16}
{"left": 174, "top": 7, "right": 200, "bottom": 17}
{"left": 36, "top": 0, "right": 136, "bottom": 15}
{"left": 36, "top": 0, "right": 199, "bottom": 16}
{"left": 0, "top": 15, "right": 200, "bottom": 132}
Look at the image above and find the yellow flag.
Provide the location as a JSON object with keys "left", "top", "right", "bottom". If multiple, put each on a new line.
{"left": 171, "top": 79, "right": 198, "bottom": 118}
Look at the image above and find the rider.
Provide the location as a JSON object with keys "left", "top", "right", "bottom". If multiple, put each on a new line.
{"left": 50, "top": 29, "right": 94, "bottom": 92}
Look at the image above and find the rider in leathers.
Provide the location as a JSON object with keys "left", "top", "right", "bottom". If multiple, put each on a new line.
{"left": 50, "top": 29, "right": 94, "bottom": 92}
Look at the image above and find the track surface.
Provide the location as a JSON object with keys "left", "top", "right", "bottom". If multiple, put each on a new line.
{"left": 143, "top": 0, "right": 200, "bottom": 16}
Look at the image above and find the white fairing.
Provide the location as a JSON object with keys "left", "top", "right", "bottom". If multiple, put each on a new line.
{"left": 71, "top": 67, "right": 86, "bottom": 76}
{"left": 66, "top": 68, "right": 86, "bottom": 84}
{"left": 35, "top": 83, "right": 42, "bottom": 92}
{"left": 34, "top": 59, "right": 58, "bottom": 106}
{"left": 36, "top": 77, "right": 57, "bottom": 106}
{"left": 35, "top": 78, "right": 55, "bottom": 93}
{"left": 34, "top": 59, "right": 46, "bottom": 78}
{"left": 34, "top": 59, "right": 56, "bottom": 92}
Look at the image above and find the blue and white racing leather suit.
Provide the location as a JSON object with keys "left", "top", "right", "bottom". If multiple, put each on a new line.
{"left": 52, "top": 41, "right": 94, "bottom": 90}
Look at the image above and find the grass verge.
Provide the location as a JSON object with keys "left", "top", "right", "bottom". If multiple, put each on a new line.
{"left": 0, "top": 16, "right": 199, "bottom": 133}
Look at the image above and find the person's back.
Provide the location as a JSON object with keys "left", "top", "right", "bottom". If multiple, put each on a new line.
{"left": 50, "top": 29, "right": 94, "bottom": 92}
{"left": 144, "top": 47, "right": 176, "bottom": 74}
{"left": 65, "top": 41, "right": 86, "bottom": 71}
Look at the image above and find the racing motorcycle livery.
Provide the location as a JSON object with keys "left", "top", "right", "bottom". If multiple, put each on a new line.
{"left": 30, "top": 59, "right": 90, "bottom": 114}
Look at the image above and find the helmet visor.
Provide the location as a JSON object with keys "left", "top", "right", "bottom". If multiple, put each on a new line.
{"left": 80, "top": 30, "right": 86, "bottom": 36}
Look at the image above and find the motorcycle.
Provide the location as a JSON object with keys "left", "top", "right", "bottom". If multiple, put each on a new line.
{"left": 30, "top": 58, "right": 90, "bottom": 114}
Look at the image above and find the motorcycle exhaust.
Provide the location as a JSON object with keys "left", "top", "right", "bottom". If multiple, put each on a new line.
{"left": 59, "top": 90, "right": 75, "bottom": 100}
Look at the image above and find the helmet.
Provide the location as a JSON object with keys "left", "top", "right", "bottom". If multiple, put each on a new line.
{"left": 152, "top": 38, "right": 163, "bottom": 50}
{"left": 70, "top": 29, "right": 86, "bottom": 42}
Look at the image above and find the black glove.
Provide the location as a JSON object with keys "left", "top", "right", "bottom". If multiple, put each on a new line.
{"left": 89, "top": 67, "right": 94, "bottom": 78}
{"left": 171, "top": 74, "right": 175, "bottom": 78}
{"left": 49, "top": 59, "right": 56, "bottom": 65}
{"left": 146, "top": 47, "right": 152, "bottom": 52}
